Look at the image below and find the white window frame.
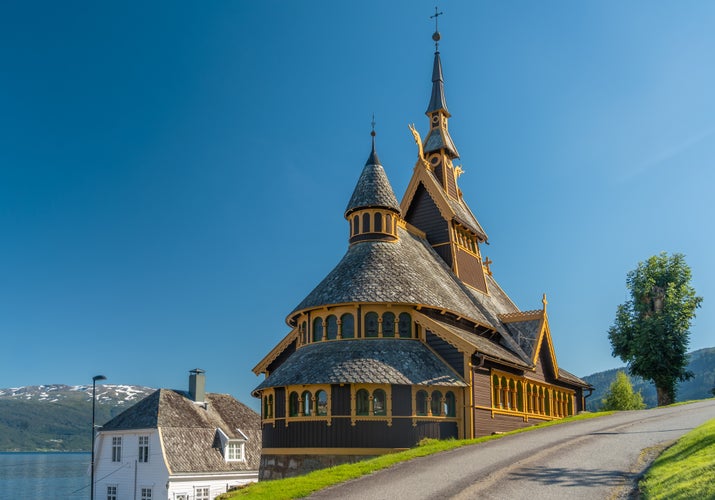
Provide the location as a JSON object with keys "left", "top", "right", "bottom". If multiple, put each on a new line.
{"left": 111, "top": 436, "right": 122, "bottom": 462}
{"left": 194, "top": 486, "right": 210, "bottom": 500}
{"left": 107, "top": 485, "right": 118, "bottom": 500}
{"left": 225, "top": 440, "right": 245, "bottom": 462}
{"left": 140, "top": 487, "right": 152, "bottom": 500}
{"left": 138, "top": 435, "right": 149, "bottom": 463}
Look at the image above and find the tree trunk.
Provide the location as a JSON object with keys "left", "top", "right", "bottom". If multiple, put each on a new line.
{"left": 655, "top": 385, "right": 673, "bottom": 406}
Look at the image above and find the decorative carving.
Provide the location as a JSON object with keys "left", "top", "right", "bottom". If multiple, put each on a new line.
{"left": 408, "top": 123, "right": 425, "bottom": 162}
{"left": 454, "top": 165, "right": 464, "bottom": 178}
{"left": 483, "top": 257, "right": 493, "bottom": 276}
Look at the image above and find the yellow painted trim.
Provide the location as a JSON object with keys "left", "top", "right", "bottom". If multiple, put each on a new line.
{"left": 261, "top": 448, "right": 406, "bottom": 456}
{"left": 252, "top": 328, "right": 299, "bottom": 375}
{"left": 351, "top": 383, "right": 393, "bottom": 426}
{"left": 284, "top": 384, "right": 332, "bottom": 426}
{"left": 413, "top": 310, "right": 494, "bottom": 352}
{"left": 530, "top": 312, "right": 560, "bottom": 377}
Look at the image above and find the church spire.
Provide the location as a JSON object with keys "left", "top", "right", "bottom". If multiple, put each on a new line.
{"left": 427, "top": 8, "right": 449, "bottom": 115}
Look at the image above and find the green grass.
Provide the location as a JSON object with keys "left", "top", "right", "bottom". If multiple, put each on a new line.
{"left": 219, "top": 411, "right": 612, "bottom": 500}
{"left": 639, "top": 418, "right": 715, "bottom": 500}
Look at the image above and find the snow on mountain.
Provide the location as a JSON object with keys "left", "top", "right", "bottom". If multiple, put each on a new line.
{"left": 0, "top": 384, "right": 156, "bottom": 405}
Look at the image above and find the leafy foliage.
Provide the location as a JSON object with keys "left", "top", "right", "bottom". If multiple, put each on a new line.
{"left": 608, "top": 253, "right": 703, "bottom": 405}
{"left": 601, "top": 371, "right": 645, "bottom": 410}
{"left": 585, "top": 347, "right": 715, "bottom": 411}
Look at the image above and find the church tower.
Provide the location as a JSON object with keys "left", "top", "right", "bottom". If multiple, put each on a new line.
{"left": 402, "top": 22, "right": 490, "bottom": 294}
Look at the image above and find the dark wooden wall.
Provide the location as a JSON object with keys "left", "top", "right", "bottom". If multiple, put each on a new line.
{"left": 426, "top": 331, "right": 464, "bottom": 376}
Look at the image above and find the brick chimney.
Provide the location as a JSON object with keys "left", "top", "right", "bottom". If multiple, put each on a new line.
{"left": 188, "top": 368, "right": 206, "bottom": 403}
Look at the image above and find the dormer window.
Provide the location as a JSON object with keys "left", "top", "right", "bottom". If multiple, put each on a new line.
{"left": 216, "top": 428, "right": 247, "bottom": 463}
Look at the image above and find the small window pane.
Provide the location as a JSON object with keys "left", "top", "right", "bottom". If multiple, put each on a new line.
{"left": 416, "top": 390, "right": 428, "bottom": 416}
{"left": 353, "top": 215, "right": 360, "bottom": 235}
{"left": 382, "top": 312, "right": 395, "bottom": 337}
{"left": 445, "top": 391, "right": 456, "bottom": 417}
{"left": 431, "top": 391, "right": 442, "bottom": 416}
{"left": 313, "top": 318, "right": 324, "bottom": 342}
{"left": 356, "top": 389, "right": 370, "bottom": 416}
{"left": 362, "top": 212, "right": 371, "bottom": 232}
{"left": 289, "top": 392, "right": 299, "bottom": 417}
{"left": 315, "top": 390, "right": 328, "bottom": 416}
{"left": 365, "top": 312, "right": 378, "bottom": 338}
{"left": 302, "top": 391, "right": 312, "bottom": 416}
{"left": 326, "top": 315, "right": 338, "bottom": 340}
{"left": 374, "top": 212, "right": 383, "bottom": 232}
{"left": 341, "top": 313, "right": 354, "bottom": 339}
{"left": 373, "top": 389, "right": 386, "bottom": 416}
{"left": 398, "top": 312, "right": 412, "bottom": 338}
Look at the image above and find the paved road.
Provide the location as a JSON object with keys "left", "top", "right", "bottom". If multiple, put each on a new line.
{"left": 309, "top": 399, "right": 715, "bottom": 500}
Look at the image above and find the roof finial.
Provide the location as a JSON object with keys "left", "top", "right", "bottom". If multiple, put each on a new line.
{"left": 430, "top": 6, "right": 443, "bottom": 50}
{"left": 370, "top": 113, "right": 376, "bottom": 149}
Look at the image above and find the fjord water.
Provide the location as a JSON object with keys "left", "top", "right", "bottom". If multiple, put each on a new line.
{"left": 0, "top": 452, "right": 90, "bottom": 499}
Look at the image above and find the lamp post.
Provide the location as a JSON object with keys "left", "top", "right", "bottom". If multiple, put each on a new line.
{"left": 91, "top": 375, "right": 106, "bottom": 500}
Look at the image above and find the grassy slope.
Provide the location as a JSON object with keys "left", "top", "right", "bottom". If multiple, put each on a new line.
{"left": 219, "top": 412, "right": 612, "bottom": 500}
{"left": 639, "top": 417, "right": 715, "bottom": 500}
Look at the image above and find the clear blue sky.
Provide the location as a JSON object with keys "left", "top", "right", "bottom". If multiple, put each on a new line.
{"left": 1, "top": 1, "right": 713, "bottom": 410}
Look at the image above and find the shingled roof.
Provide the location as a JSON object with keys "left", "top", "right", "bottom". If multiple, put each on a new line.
{"left": 345, "top": 146, "right": 401, "bottom": 216}
{"left": 254, "top": 339, "right": 466, "bottom": 392}
{"left": 101, "top": 389, "right": 260, "bottom": 474}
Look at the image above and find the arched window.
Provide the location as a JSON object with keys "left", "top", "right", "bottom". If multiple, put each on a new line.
{"left": 517, "top": 381, "right": 524, "bottom": 411}
{"left": 289, "top": 392, "right": 299, "bottom": 417}
{"left": 374, "top": 212, "right": 383, "bottom": 232}
{"left": 445, "top": 391, "right": 456, "bottom": 417}
{"left": 544, "top": 390, "right": 550, "bottom": 416}
{"left": 313, "top": 318, "right": 324, "bottom": 342}
{"left": 356, "top": 389, "right": 370, "bottom": 416}
{"left": 415, "top": 390, "right": 428, "bottom": 416}
{"left": 431, "top": 390, "right": 443, "bottom": 416}
{"left": 373, "top": 389, "right": 386, "bottom": 416}
{"left": 302, "top": 391, "right": 312, "bottom": 416}
{"left": 568, "top": 394, "right": 573, "bottom": 416}
{"left": 382, "top": 312, "right": 395, "bottom": 337}
{"left": 386, "top": 214, "right": 393, "bottom": 234}
{"left": 353, "top": 215, "right": 360, "bottom": 235}
{"left": 340, "top": 313, "right": 354, "bottom": 339}
{"left": 301, "top": 321, "right": 307, "bottom": 344}
{"left": 365, "top": 312, "right": 379, "bottom": 338}
{"left": 501, "top": 377, "right": 509, "bottom": 409}
{"left": 493, "top": 375, "right": 501, "bottom": 408}
{"left": 398, "top": 313, "right": 412, "bottom": 338}
{"left": 315, "top": 390, "right": 328, "bottom": 416}
{"left": 263, "top": 395, "right": 269, "bottom": 418}
{"left": 326, "top": 315, "right": 338, "bottom": 340}
{"left": 362, "top": 212, "right": 371, "bottom": 232}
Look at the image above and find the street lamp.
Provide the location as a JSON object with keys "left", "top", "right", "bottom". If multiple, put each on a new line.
{"left": 91, "top": 375, "right": 106, "bottom": 500}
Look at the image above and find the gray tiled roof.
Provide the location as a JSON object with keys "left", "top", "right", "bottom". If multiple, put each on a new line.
{"left": 426, "top": 50, "right": 448, "bottom": 114}
{"left": 345, "top": 156, "right": 400, "bottom": 216}
{"left": 254, "top": 339, "right": 466, "bottom": 392}
{"left": 291, "top": 226, "right": 490, "bottom": 324}
{"left": 101, "top": 390, "right": 260, "bottom": 473}
{"left": 502, "top": 319, "right": 542, "bottom": 361}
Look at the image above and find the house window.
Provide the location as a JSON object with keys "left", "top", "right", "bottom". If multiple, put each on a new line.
{"left": 107, "top": 485, "right": 117, "bottom": 500}
{"left": 111, "top": 436, "right": 122, "bottom": 462}
{"left": 174, "top": 495, "right": 188, "bottom": 500}
{"left": 356, "top": 389, "right": 370, "bottom": 416}
{"left": 138, "top": 435, "right": 149, "bottom": 463}
{"left": 195, "top": 487, "right": 210, "bottom": 500}
{"left": 382, "top": 312, "right": 395, "bottom": 337}
{"left": 226, "top": 441, "right": 245, "bottom": 462}
{"left": 362, "top": 212, "right": 371, "bottom": 232}
{"left": 431, "top": 390, "right": 443, "bottom": 416}
{"left": 374, "top": 212, "right": 383, "bottom": 232}
{"left": 398, "top": 313, "right": 412, "bottom": 338}
{"left": 313, "top": 317, "right": 324, "bottom": 342}
{"left": 365, "top": 312, "right": 379, "bottom": 337}
{"left": 341, "top": 313, "right": 355, "bottom": 339}
{"left": 289, "top": 392, "right": 299, "bottom": 416}
{"left": 302, "top": 390, "right": 312, "bottom": 416}
{"left": 315, "top": 390, "right": 328, "bottom": 416}
{"left": 326, "top": 315, "right": 338, "bottom": 340}
{"left": 141, "top": 488, "right": 152, "bottom": 500}
{"left": 415, "top": 390, "right": 428, "bottom": 416}
{"left": 373, "top": 389, "right": 387, "bottom": 416}
{"left": 445, "top": 391, "right": 456, "bottom": 417}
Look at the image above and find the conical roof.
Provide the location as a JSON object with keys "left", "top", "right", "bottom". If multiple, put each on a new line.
{"left": 426, "top": 50, "right": 449, "bottom": 114}
{"left": 344, "top": 141, "right": 400, "bottom": 217}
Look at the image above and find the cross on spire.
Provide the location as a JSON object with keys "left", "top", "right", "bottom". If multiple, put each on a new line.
{"left": 430, "top": 7, "right": 444, "bottom": 49}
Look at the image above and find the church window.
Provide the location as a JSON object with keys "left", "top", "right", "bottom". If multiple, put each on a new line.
{"left": 362, "top": 212, "right": 371, "bottom": 232}
{"left": 430, "top": 390, "right": 443, "bottom": 416}
{"left": 263, "top": 394, "right": 274, "bottom": 419}
{"left": 382, "top": 312, "right": 395, "bottom": 337}
{"left": 375, "top": 212, "right": 383, "bottom": 232}
{"left": 516, "top": 382, "right": 524, "bottom": 412}
{"left": 398, "top": 313, "right": 412, "bottom": 338}
{"left": 301, "top": 321, "right": 307, "bottom": 344}
{"left": 386, "top": 214, "right": 393, "bottom": 234}
{"left": 445, "top": 391, "right": 456, "bottom": 417}
{"left": 340, "top": 313, "right": 355, "bottom": 339}
{"left": 302, "top": 391, "right": 312, "bottom": 416}
{"left": 326, "top": 315, "right": 338, "bottom": 340}
{"left": 492, "top": 375, "right": 501, "bottom": 408}
{"left": 289, "top": 392, "right": 299, "bottom": 417}
{"left": 415, "top": 390, "right": 428, "bottom": 416}
{"left": 315, "top": 390, "right": 328, "bottom": 416}
{"left": 353, "top": 215, "right": 359, "bottom": 235}
{"left": 373, "top": 389, "right": 387, "bottom": 416}
{"left": 356, "top": 389, "right": 370, "bottom": 416}
{"left": 365, "top": 312, "right": 378, "bottom": 337}
{"left": 312, "top": 318, "right": 324, "bottom": 342}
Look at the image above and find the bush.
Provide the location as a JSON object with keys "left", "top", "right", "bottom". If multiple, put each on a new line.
{"left": 602, "top": 371, "right": 646, "bottom": 410}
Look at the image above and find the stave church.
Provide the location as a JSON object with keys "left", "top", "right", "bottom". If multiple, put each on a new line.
{"left": 252, "top": 21, "right": 591, "bottom": 479}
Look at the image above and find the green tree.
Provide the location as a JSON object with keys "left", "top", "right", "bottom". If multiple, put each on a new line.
{"left": 608, "top": 252, "right": 703, "bottom": 406}
{"left": 601, "top": 371, "right": 646, "bottom": 410}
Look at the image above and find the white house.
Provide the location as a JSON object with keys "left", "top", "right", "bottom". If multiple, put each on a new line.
{"left": 93, "top": 369, "right": 260, "bottom": 500}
